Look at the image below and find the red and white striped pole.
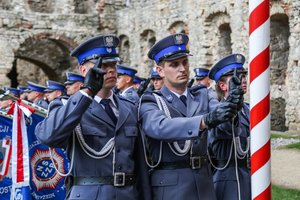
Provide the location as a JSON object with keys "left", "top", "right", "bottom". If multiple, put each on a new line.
{"left": 249, "top": 0, "right": 271, "bottom": 200}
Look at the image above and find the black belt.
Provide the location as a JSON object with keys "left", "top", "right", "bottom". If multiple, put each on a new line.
{"left": 157, "top": 156, "right": 207, "bottom": 170}
{"left": 73, "top": 173, "right": 136, "bottom": 187}
{"left": 214, "top": 159, "right": 250, "bottom": 169}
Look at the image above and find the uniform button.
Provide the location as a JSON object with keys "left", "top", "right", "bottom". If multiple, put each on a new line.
{"left": 159, "top": 181, "right": 163, "bottom": 184}
{"left": 116, "top": 148, "right": 120, "bottom": 153}
{"left": 76, "top": 193, "right": 80, "bottom": 197}
{"left": 72, "top": 100, "right": 76, "bottom": 105}
{"left": 188, "top": 130, "right": 192, "bottom": 135}
{"left": 118, "top": 165, "right": 122, "bottom": 170}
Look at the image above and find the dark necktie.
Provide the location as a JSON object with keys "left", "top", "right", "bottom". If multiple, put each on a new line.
{"left": 100, "top": 99, "right": 118, "bottom": 124}
{"left": 179, "top": 95, "right": 187, "bottom": 107}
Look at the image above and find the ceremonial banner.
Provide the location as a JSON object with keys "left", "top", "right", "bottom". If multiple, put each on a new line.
{"left": 28, "top": 113, "right": 69, "bottom": 200}
{"left": 0, "top": 115, "right": 12, "bottom": 199}
{"left": 10, "top": 101, "right": 32, "bottom": 200}
{"left": 4, "top": 99, "right": 69, "bottom": 200}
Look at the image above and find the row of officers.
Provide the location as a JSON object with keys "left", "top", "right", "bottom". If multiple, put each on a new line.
{"left": 0, "top": 33, "right": 250, "bottom": 200}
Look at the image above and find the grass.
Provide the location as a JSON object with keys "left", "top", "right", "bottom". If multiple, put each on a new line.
{"left": 286, "top": 142, "right": 300, "bottom": 150}
{"left": 271, "top": 131, "right": 300, "bottom": 139}
{"left": 272, "top": 185, "right": 300, "bottom": 200}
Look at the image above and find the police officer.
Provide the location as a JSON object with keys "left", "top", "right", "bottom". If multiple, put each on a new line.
{"left": 133, "top": 75, "right": 145, "bottom": 90}
{"left": 116, "top": 64, "right": 139, "bottom": 103}
{"left": 26, "top": 81, "right": 48, "bottom": 109}
{"left": 18, "top": 86, "right": 29, "bottom": 100}
{"left": 150, "top": 66, "right": 164, "bottom": 91}
{"left": 44, "top": 80, "right": 66, "bottom": 102}
{"left": 0, "top": 87, "right": 20, "bottom": 111}
{"left": 208, "top": 54, "right": 250, "bottom": 200}
{"left": 192, "top": 67, "right": 217, "bottom": 99}
{"left": 64, "top": 72, "right": 84, "bottom": 96}
{"left": 194, "top": 68, "right": 211, "bottom": 87}
{"left": 139, "top": 33, "right": 243, "bottom": 200}
{"left": 35, "top": 35, "right": 150, "bottom": 200}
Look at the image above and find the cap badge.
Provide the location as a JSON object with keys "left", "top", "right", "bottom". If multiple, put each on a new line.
{"left": 236, "top": 54, "right": 242, "bottom": 63}
{"left": 174, "top": 34, "right": 183, "bottom": 44}
{"left": 106, "top": 48, "right": 112, "bottom": 53}
{"left": 104, "top": 36, "right": 114, "bottom": 47}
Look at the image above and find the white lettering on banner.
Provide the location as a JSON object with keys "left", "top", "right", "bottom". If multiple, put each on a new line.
{"left": 31, "top": 192, "right": 55, "bottom": 200}
{"left": 0, "top": 125, "right": 10, "bottom": 133}
{"left": 0, "top": 185, "right": 12, "bottom": 194}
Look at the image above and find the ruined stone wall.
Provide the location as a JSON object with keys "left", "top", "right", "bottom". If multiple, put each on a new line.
{"left": 0, "top": 0, "right": 299, "bottom": 132}
{"left": 114, "top": 0, "right": 298, "bottom": 131}
{"left": 0, "top": 0, "right": 102, "bottom": 87}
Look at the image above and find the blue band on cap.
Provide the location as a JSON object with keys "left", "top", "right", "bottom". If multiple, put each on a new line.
{"left": 117, "top": 68, "right": 136, "bottom": 77}
{"left": 154, "top": 44, "right": 187, "bottom": 63}
{"left": 196, "top": 71, "right": 209, "bottom": 77}
{"left": 68, "top": 76, "right": 84, "bottom": 82}
{"left": 48, "top": 85, "right": 65, "bottom": 91}
{"left": 214, "top": 63, "right": 243, "bottom": 81}
{"left": 27, "top": 85, "right": 45, "bottom": 93}
{"left": 77, "top": 47, "right": 117, "bottom": 64}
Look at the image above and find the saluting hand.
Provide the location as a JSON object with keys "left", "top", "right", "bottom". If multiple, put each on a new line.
{"left": 82, "top": 58, "right": 106, "bottom": 97}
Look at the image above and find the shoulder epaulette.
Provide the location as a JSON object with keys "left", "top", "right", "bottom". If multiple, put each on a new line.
{"left": 189, "top": 84, "right": 207, "bottom": 95}
{"left": 118, "top": 95, "right": 135, "bottom": 104}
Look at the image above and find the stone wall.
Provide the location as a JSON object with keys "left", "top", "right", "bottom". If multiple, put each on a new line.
{"left": 0, "top": 0, "right": 299, "bottom": 132}
{"left": 0, "top": 0, "right": 102, "bottom": 87}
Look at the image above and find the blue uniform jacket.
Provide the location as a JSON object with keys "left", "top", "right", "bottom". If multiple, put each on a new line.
{"left": 121, "top": 86, "right": 139, "bottom": 103}
{"left": 35, "top": 91, "right": 151, "bottom": 200}
{"left": 208, "top": 102, "right": 251, "bottom": 200}
{"left": 139, "top": 85, "right": 219, "bottom": 200}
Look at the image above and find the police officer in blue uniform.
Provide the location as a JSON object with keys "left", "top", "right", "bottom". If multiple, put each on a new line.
{"left": 207, "top": 54, "right": 251, "bottom": 200}
{"left": 18, "top": 86, "right": 29, "bottom": 100}
{"left": 192, "top": 67, "right": 217, "bottom": 99}
{"left": 133, "top": 75, "right": 145, "bottom": 90}
{"left": 35, "top": 35, "right": 150, "bottom": 200}
{"left": 64, "top": 72, "right": 85, "bottom": 96}
{"left": 139, "top": 33, "right": 243, "bottom": 200}
{"left": 26, "top": 81, "right": 49, "bottom": 109}
{"left": 0, "top": 87, "right": 20, "bottom": 111}
{"left": 150, "top": 66, "right": 164, "bottom": 91}
{"left": 116, "top": 64, "right": 140, "bottom": 103}
{"left": 44, "top": 80, "right": 66, "bottom": 102}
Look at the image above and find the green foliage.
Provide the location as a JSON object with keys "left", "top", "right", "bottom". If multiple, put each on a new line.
{"left": 272, "top": 185, "right": 300, "bottom": 200}
{"left": 271, "top": 132, "right": 300, "bottom": 139}
{"left": 285, "top": 142, "right": 300, "bottom": 150}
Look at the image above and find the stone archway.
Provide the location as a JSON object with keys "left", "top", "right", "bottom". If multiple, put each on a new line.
{"left": 204, "top": 12, "right": 231, "bottom": 67}
{"left": 119, "top": 35, "right": 130, "bottom": 65}
{"left": 140, "top": 29, "right": 156, "bottom": 75}
{"left": 270, "top": 13, "right": 290, "bottom": 85}
{"left": 74, "top": 0, "right": 96, "bottom": 14}
{"left": 271, "top": 97, "right": 288, "bottom": 131}
{"left": 218, "top": 23, "right": 232, "bottom": 57}
{"left": 27, "top": 0, "right": 53, "bottom": 13}
{"left": 11, "top": 33, "right": 77, "bottom": 86}
{"left": 168, "top": 21, "right": 189, "bottom": 35}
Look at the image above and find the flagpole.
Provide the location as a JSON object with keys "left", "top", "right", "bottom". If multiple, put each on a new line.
{"left": 249, "top": 0, "right": 271, "bottom": 200}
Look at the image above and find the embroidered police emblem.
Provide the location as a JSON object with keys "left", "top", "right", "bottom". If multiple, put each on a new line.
{"left": 236, "top": 54, "right": 242, "bottom": 63}
{"left": 174, "top": 34, "right": 183, "bottom": 44}
{"left": 31, "top": 148, "right": 65, "bottom": 190}
{"left": 104, "top": 36, "right": 114, "bottom": 47}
